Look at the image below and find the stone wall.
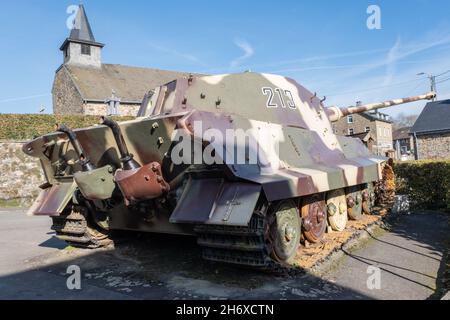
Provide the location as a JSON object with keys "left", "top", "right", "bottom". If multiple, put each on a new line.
{"left": 64, "top": 42, "right": 102, "bottom": 68}
{"left": 0, "top": 142, "right": 44, "bottom": 207}
{"left": 83, "top": 102, "right": 140, "bottom": 116}
{"left": 417, "top": 132, "right": 450, "bottom": 160}
{"left": 52, "top": 67, "right": 140, "bottom": 117}
{"left": 333, "top": 113, "right": 375, "bottom": 136}
{"left": 52, "top": 67, "right": 84, "bottom": 115}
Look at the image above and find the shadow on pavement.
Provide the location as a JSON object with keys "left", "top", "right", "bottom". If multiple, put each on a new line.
{"left": 39, "top": 236, "right": 67, "bottom": 250}
{"left": 0, "top": 230, "right": 373, "bottom": 300}
{"left": 343, "top": 211, "right": 449, "bottom": 299}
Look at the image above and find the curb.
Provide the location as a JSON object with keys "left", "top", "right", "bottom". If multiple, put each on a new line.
{"left": 309, "top": 210, "right": 392, "bottom": 276}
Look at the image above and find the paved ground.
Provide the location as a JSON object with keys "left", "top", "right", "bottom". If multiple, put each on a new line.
{"left": 0, "top": 208, "right": 447, "bottom": 300}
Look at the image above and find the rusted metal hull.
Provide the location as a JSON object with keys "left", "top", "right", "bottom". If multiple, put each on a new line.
{"left": 115, "top": 162, "right": 169, "bottom": 204}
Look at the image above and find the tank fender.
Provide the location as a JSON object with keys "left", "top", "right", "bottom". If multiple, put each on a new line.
{"left": 27, "top": 181, "right": 76, "bottom": 216}
{"left": 74, "top": 165, "right": 116, "bottom": 201}
{"left": 170, "top": 178, "right": 261, "bottom": 226}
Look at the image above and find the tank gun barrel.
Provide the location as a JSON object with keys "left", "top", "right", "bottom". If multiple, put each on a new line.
{"left": 326, "top": 92, "right": 436, "bottom": 123}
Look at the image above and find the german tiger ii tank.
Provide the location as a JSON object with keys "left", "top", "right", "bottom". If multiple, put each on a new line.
{"left": 23, "top": 72, "right": 435, "bottom": 268}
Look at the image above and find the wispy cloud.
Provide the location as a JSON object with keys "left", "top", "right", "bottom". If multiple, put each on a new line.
{"left": 0, "top": 93, "right": 50, "bottom": 104}
{"left": 148, "top": 43, "right": 206, "bottom": 66}
{"left": 288, "top": 27, "right": 450, "bottom": 117}
{"left": 383, "top": 38, "right": 402, "bottom": 86}
{"left": 338, "top": 31, "right": 450, "bottom": 80}
{"left": 230, "top": 39, "right": 254, "bottom": 68}
{"left": 255, "top": 48, "right": 389, "bottom": 70}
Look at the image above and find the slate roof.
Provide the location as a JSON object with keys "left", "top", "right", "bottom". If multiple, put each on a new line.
{"left": 393, "top": 127, "right": 411, "bottom": 140}
{"left": 63, "top": 64, "right": 195, "bottom": 103}
{"left": 60, "top": 5, "right": 104, "bottom": 50}
{"left": 349, "top": 131, "right": 374, "bottom": 142}
{"left": 411, "top": 99, "right": 450, "bottom": 134}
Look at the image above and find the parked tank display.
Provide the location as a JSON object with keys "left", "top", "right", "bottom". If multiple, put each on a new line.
{"left": 23, "top": 72, "right": 435, "bottom": 268}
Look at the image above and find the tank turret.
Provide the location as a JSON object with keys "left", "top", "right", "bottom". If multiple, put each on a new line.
{"left": 326, "top": 92, "right": 436, "bottom": 122}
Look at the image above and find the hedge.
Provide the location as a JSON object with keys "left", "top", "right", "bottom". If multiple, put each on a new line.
{"left": 0, "top": 114, "right": 134, "bottom": 140}
{"left": 395, "top": 160, "right": 450, "bottom": 211}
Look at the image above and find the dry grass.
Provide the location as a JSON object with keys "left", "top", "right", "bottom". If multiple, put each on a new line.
{"left": 293, "top": 211, "right": 387, "bottom": 269}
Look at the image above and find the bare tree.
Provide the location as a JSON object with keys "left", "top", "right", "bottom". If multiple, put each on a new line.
{"left": 392, "top": 112, "right": 419, "bottom": 130}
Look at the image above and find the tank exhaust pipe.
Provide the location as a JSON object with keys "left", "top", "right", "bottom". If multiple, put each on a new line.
{"left": 100, "top": 116, "right": 141, "bottom": 171}
{"left": 100, "top": 116, "right": 169, "bottom": 205}
{"left": 326, "top": 92, "right": 436, "bottom": 123}
{"left": 56, "top": 124, "right": 95, "bottom": 172}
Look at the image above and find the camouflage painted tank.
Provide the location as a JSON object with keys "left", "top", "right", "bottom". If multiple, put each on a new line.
{"left": 23, "top": 72, "right": 435, "bottom": 268}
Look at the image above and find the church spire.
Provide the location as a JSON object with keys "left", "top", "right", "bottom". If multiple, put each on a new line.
{"left": 60, "top": 4, "right": 104, "bottom": 68}
{"left": 69, "top": 4, "right": 97, "bottom": 43}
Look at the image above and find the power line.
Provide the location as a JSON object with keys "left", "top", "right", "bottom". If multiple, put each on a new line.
{"left": 437, "top": 77, "right": 450, "bottom": 84}
{"left": 435, "top": 70, "right": 450, "bottom": 78}
{"left": 405, "top": 81, "right": 427, "bottom": 96}
{"left": 326, "top": 77, "right": 427, "bottom": 97}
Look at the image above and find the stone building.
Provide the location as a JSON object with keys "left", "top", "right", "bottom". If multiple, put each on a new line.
{"left": 393, "top": 127, "right": 414, "bottom": 160}
{"left": 332, "top": 111, "right": 394, "bottom": 156}
{"left": 52, "top": 5, "right": 192, "bottom": 116}
{"left": 410, "top": 99, "right": 450, "bottom": 160}
{"left": 348, "top": 131, "right": 375, "bottom": 153}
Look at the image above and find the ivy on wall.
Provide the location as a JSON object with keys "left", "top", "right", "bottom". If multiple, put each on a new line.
{"left": 395, "top": 160, "right": 450, "bottom": 212}
{"left": 0, "top": 114, "right": 134, "bottom": 140}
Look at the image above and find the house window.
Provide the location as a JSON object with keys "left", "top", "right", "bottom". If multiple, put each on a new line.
{"left": 347, "top": 115, "right": 354, "bottom": 124}
{"left": 401, "top": 146, "right": 408, "bottom": 154}
{"left": 81, "top": 44, "right": 91, "bottom": 56}
{"left": 365, "top": 127, "right": 370, "bottom": 133}
{"left": 348, "top": 128, "right": 354, "bottom": 135}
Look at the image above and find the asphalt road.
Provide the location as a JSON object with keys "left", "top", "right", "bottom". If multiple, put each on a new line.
{"left": 0, "top": 208, "right": 447, "bottom": 300}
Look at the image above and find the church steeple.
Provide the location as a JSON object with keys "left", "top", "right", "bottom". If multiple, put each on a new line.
{"left": 60, "top": 4, "right": 104, "bottom": 68}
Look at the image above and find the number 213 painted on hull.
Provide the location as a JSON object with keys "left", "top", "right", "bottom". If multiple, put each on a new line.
{"left": 262, "top": 87, "right": 296, "bottom": 109}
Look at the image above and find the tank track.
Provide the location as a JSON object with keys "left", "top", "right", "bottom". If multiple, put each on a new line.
{"left": 195, "top": 214, "right": 297, "bottom": 273}
{"left": 51, "top": 208, "right": 112, "bottom": 249}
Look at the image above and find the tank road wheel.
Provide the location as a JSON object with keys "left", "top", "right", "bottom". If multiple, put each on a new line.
{"left": 326, "top": 189, "right": 348, "bottom": 232}
{"left": 346, "top": 186, "right": 363, "bottom": 220}
{"left": 301, "top": 194, "right": 327, "bottom": 243}
{"left": 267, "top": 200, "right": 301, "bottom": 263}
{"left": 362, "top": 183, "right": 376, "bottom": 215}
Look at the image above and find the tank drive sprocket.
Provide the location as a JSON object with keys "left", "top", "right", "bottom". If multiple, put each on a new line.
{"left": 51, "top": 205, "right": 112, "bottom": 249}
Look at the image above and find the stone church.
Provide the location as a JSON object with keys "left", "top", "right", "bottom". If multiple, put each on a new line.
{"left": 53, "top": 5, "right": 192, "bottom": 116}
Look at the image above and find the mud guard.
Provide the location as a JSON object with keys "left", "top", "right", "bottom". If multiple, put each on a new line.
{"left": 27, "top": 181, "right": 76, "bottom": 216}
{"left": 170, "top": 178, "right": 261, "bottom": 226}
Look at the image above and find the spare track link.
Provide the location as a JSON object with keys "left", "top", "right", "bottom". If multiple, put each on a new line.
{"left": 51, "top": 209, "right": 110, "bottom": 249}
{"left": 195, "top": 214, "right": 294, "bottom": 273}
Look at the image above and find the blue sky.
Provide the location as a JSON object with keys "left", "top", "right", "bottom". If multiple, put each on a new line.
{"left": 1, "top": 0, "right": 450, "bottom": 117}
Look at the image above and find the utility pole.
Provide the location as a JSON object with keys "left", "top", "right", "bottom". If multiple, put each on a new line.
{"left": 428, "top": 75, "right": 437, "bottom": 100}
{"left": 417, "top": 73, "right": 437, "bottom": 101}
{"left": 417, "top": 70, "right": 450, "bottom": 102}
